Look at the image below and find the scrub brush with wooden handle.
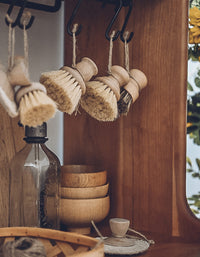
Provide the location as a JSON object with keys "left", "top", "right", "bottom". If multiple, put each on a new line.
{"left": 117, "top": 31, "right": 148, "bottom": 115}
{"left": 40, "top": 23, "right": 98, "bottom": 115}
{"left": 15, "top": 82, "right": 57, "bottom": 127}
{"left": 118, "top": 69, "right": 148, "bottom": 115}
{"left": 0, "top": 66, "right": 18, "bottom": 117}
{"left": 40, "top": 57, "right": 98, "bottom": 114}
{"left": 81, "top": 65, "right": 129, "bottom": 121}
{"left": 13, "top": 12, "right": 57, "bottom": 127}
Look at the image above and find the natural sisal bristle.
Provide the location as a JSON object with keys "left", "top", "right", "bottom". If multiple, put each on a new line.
{"left": 117, "top": 88, "right": 133, "bottom": 115}
{"left": 40, "top": 70, "right": 82, "bottom": 114}
{"left": 81, "top": 81, "right": 118, "bottom": 121}
{"left": 19, "top": 90, "right": 57, "bottom": 127}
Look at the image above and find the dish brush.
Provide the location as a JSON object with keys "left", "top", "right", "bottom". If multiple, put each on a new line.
{"left": 7, "top": 56, "right": 30, "bottom": 87}
{"left": 81, "top": 65, "right": 130, "bottom": 121}
{"left": 118, "top": 69, "right": 147, "bottom": 115}
{"left": 40, "top": 57, "right": 98, "bottom": 114}
{"left": 0, "top": 66, "right": 18, "bottom": 118}
{"left": 15, "top": 82, "right": 57, "bottom": 127}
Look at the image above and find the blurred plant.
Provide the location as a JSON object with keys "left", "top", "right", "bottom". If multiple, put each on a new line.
{"left": 186, "top": 156, "right": 200, "bottom": 215}
{"left": 187, "top": 0, "right": 200, "bottom": 217}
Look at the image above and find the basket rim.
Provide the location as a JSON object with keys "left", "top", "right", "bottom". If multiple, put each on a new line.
{"left": 0, "top": 227, "right": 100, "bottom": 248}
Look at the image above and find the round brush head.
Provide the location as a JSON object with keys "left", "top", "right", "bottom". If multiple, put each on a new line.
{"left": 40, "top": 69, "right": 81, "bottom": 114}
{"left": 40, "top": 57, "right": 98, "bottom": 115}
{"left": 81, "top": 65, "right": 129, "bottom": 121}
{"left": 16, "top": 82, "right": 57, "bottom": 127}
{"left": 81, "top": 80, "right": 118, "bottom": 121}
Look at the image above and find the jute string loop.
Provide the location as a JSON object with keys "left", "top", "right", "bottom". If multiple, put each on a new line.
{"left": 22, "top": 11, "right": 31, "bottom": 71}
{"left": 124, "top": 31, "right": 141, "bottom": 92}
{"left": 6, "top": 14, "right": 15, "bottom": 71}
{"left": 72, "top": 23, "right": 79, "bottom": 67}
{"left": 108, "top": 30, "right": 116, "bottom": 74}
{"left": 124, "top": 31, "right": 130, "bottom": 72}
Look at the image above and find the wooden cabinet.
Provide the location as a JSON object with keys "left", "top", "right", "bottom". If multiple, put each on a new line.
{"left": 0, "top": 0, "right": 199, "bottom": 255}
{"left": 63, "top": 0, "right": 200, "bottom": 244}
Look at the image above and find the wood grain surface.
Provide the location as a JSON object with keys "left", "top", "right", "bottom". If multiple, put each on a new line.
{"left": 0, "top": 106, "right": 24, "bottom": 227}
{"left": 64, "top": 0, "right": 200, "bottom": 242}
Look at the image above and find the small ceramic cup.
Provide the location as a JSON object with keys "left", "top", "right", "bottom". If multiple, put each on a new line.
{"left": 109, "top": 218, "right": 130, "bottom": 238}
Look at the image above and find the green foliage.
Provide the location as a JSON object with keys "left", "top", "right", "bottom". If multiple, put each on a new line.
{"left": 188, "top": 45, "right": 200, "bottom": 62}
{"left": 187, "top": 3, "right": 200, "bottom": 216}
{"left": 190, "top": 0, "right": 200, "bottom": 8}
{"left": 186, "top": 157, "right": 200, "bottom": 215}
{"left": 188, "top": 193, "right": 200, "bottom": 213}
{"left": 187, "top": 92, "right": 200, "bottom": 145}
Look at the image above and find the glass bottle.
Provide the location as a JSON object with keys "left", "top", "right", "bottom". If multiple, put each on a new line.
{"left": 9, "top": 122, "right": 60, "bottom": 229}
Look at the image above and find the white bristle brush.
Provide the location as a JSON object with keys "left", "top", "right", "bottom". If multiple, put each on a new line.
{"left": 118, "top": 69, "right": 148, "bottom": 115}
{"left": 40, "top": 57, "right": 98, "bottom": 114}
{"left": 15, "top": 82, "right": 57, "bottom": 127}
{"left": 0, "top": 67, "right": 18, "bottom": 118}
{"left": 81, "top": 65, "right": 130, "bottom": 121}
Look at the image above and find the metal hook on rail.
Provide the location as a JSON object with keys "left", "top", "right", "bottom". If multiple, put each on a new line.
{"left": 17, "top": 0, "right": 35, "bottom": 30}
{"left": 5, "top": 0, "right": 20, "bottom": 27}
{"left": 5, "top": 0, "right": 35, "bottom": 29}
{"left": 67, "top": 0, "right": 82, "bottom": 36}
{"left": 120, "top": 0, "right": 134, "bottom": 43}
{"left": 105, "top": 0, "right": 123, "bottom": 41}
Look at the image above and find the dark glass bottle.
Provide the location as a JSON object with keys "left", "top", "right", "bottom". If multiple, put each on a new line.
{"left": 9, "top": 122, "right": 60, "bottom": 229}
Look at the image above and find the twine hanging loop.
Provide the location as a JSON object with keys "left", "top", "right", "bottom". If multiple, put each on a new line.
{"left": 72, "top": 23, "right": 79, "bottom": 67}
{"left": 124, "top": 31, "right": 130, "bottom": 72}
{"left": 108, "top": 30, "right": 116, "bottom": 74}
{"left": 6, "top": 14, "right": 15, "bottom": 71}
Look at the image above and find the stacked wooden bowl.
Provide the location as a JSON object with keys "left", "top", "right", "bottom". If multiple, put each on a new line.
{"left": 60, "top": 165, "right": 110, "bottom": 234}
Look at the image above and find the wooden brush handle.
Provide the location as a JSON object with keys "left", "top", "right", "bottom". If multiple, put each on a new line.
{"left": 97, "top": 76, "right": 121, "bottom": 101}
{"left": 124, "top": 69, "right": 147, "bottom": 102}
{"left": 95, "top": 66, "right": 129, "bottom": 101}
{"left": 75, "top": 57, "right": 98, "bottom": 82}
{"left": 110, "top": 66, "right": 130, "bottom": 87}
{"left": 15, "top": 82, "right": 46, "bottom": 103}
{"left": 123, "top": 79, "right": 140, "bottom": 102}
{"left": 8, "top": 56, "right": 30, "bottom": 87}
{"left": 129, "top": 69, "right": 148, "bottom": 91}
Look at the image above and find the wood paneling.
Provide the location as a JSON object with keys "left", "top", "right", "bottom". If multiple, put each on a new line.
{"left": 0, "top": 106, "right": 24, "bottom": 227}
{"left": 64, "top": 0, "right": 200, "bottom": 242}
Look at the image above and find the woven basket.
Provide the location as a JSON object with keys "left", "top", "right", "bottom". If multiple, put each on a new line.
{"left": 0, "top": 227, "right": 104, "bottom": 257}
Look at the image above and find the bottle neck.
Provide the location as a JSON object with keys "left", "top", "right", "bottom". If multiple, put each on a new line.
{"left": 24, "top": 137, "right": 48, "bottom": 144}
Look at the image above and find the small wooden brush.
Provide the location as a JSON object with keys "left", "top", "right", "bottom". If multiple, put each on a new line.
{"left": 7, "top": 56, "right": 30, "bottom": 87}
{"left": 0, "top": 67, "right": 18, "bottom": 117}
{"left": 40, "top": 57, "right": 98, "bottom": 114}
{"left": 81, "top": 65, "right": 130, "bottom": 121}
{"left": 118, "top": 69, "right": 147, "bottom": 115}
{"left": 15, "top": 82, "right": 57, "bottom": 127}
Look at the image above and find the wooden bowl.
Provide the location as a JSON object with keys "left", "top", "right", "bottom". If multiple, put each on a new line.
{"left": 61, "top": 165, "right": 107, "bottom": 188}
{"left": 61, "top": 183, "right": 109, "bottom": 199}
{"left": 60, "top": 196, "right": 110, "bottom": 234}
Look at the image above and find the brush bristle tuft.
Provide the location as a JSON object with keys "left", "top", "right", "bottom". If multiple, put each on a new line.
{"left": 81, "top": 81, "right": 118, "bottom": 121}
{"left": 19, "top": 90, "right": 57, "bottom": 127}
{"left": 117, "top": 88, "right": 133, "bottom": 115}
{"left": 40, "top": 70, "right": 82, "bottom": 114}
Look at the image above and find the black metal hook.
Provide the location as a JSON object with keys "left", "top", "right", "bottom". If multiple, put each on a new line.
{"left": 5, "top": 0, "right": 19, "bottom": 27}
{"left": 5, "top": 0, "right": 35, "bottom": 29}
{"left": 67, "top": 0, "right": 82, "bottom": 37}
{"left": 17, "top": 0, "right": 35, "bottom": 30}
{"left": 120, "top": 0, "right": 134, "bottom": 43}
{"left": 105, "top": 0, "right": 123, "bottom": 41}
